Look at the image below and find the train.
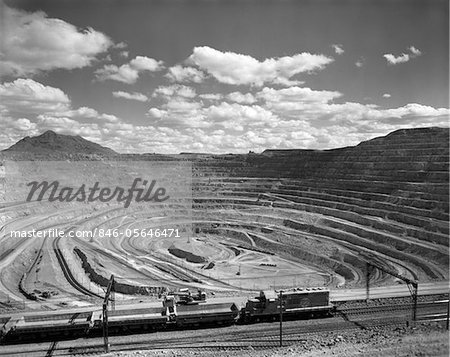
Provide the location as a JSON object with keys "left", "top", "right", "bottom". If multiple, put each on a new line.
{"left": 0, "top": 287, "right": 333, "bottom": 343}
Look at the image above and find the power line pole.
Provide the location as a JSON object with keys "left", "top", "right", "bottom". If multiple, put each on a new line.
{"left": 103, "top": 275, "right": 115, "bottom": 353}
{"left": 279, "top": 290, "right": 283, "bottom": 347}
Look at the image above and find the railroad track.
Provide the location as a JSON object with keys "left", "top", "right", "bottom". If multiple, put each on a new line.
{"left": 52, "top": 235, "right": 103, "bottom": 300}
{"left": 337, "top": 300, "right": 449, "bottom": 315}
{"left": 1, "top": 299, "right": 447, "bottom": 356}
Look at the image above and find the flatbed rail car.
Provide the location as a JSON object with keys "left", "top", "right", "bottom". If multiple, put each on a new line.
{"left": 4, "top": 311, "right": 93, "bottom": 342}
{"left": 174, "top": 302, "right": 240, "bottom": 327}
{"left": 241, "top": 287, "right": 333, "bottom": 323}
{"left": 91, "top": 307, "right": 167, "bottom": 334}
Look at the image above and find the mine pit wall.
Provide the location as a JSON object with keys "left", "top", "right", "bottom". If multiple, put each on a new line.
{"left": 191, "top": 127, "right": 449, "bottom": 283}
{"left": 193, "top": 128, "right": 449, "bottom": 222}
{"left": 197, "top": 128, "right": 449, "bottom": 186}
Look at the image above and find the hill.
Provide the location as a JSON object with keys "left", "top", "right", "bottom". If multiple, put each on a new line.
{"left": 3, "top": 130, "right": 117, "bottom": 156}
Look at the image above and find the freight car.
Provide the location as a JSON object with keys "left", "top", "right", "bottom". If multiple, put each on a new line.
{"left": 3, "top": 311, "right": 93, "bottom": 342}
{"left": 91, "top": 307, "right": 167, "bottom": 334}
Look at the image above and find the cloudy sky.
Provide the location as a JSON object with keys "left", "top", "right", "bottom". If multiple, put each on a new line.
{"left": 0, "top": 0, "right": 448, "bottom": 153}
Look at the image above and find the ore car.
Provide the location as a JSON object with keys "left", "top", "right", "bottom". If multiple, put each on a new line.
{"left": 91, "top": 307, "right": 167, "bottom": 334}
{"left": 163, "top": 295, "right": 239, "bottom": 327}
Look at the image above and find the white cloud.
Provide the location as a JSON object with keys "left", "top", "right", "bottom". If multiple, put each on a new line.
{"left": 199, "top": 93, "right": 223, "bottom": 101}
{"left": 37, "top": 115, "right": 83, "bottom": 128}
{"left": 112, "top": 91, "right": 148, "bottom": 102}
{"left": 95, "top": 56, "right": 164, "bottom": 84}
{"left": 332, "top": 44, "right": 344, "bottom": 55}
{"left": 380, "top": 103, "right": 449, "bottom": 121}
{"left": 409, "top": 46, "right": 422, "bottom": 56}
{"left": 50, "top": 107, "right": 119, "bottom": 122}
{"left": 227, "top": 92, "right": 257, "bottom": 104}
{"left": 382, "top": 93, "right": 391, "bottom": 98}
{"left": 355, "top": 58, "right": 364, "bottom": 67}
{"left": 153, "top": 85, "right": 196, "bottom": 99}
{"left": 188, "top": 46, "right": 333, "bottom": 86}
{"left": 165, "top": 65, "right": 206, "bottom": 83}
{"left": 0, "top": 5, "right": 113, "bottom": 76}
{"left": 383, "top": 53, "right": 410, "bottom": 65}
{"left": 206, "top": 102, "right": 278, "bottom": 130}
{"left": 0, "top": 78, "right": 71, "bottom": 113}
{"left": 147, "top": 108, "right": 167, "bottom": 119}
{"left": 4, "top": 95, "right": 448, "bottom": 154}
{"left": 257, "top": 86, "right": 342, "bottom": 105}
{"left": 128, "top": 56, "right": 163, "bottom": 71}
{"left": 0, "top": 78, "right": 121, "bottom": 144}
{"left": 114, "top": 42, "right": 127, "bottom": 49}
{"left": 383, "top": 46, "right": 422, "bottom": 65}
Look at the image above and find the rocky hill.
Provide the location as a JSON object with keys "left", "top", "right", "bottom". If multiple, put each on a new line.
{"left": 3, "top": 130, "right": 117, "bottom": 157}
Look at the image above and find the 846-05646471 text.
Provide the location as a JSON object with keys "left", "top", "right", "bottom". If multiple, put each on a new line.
{"left": 9, "top": 228, "right": 181, "bottom": 239}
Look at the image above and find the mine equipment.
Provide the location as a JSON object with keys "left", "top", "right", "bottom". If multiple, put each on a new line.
{"left": 359, "top": 252, "right": 418, "bottom": 323}
{"left": 162, "top": 295, "right": 177, "bottom": 323}
{"left": 166, "top": 288, "right": 206, "bottom": 305}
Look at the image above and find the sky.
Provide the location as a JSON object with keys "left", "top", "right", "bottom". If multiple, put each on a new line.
{"left": 0, "top": 0, "right": 448, "bottom": 154}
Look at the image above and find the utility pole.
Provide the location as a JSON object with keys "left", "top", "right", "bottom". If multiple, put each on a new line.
{"left": 361, "top": 252, "right": 418, "bottom": 325}
{"left": 103, "top": 275, "right": 115, "bottom": 353}
{"left": 279, "top": 290, "right": 283, "bottom": 347}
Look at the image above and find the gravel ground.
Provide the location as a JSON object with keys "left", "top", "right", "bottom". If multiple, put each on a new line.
{"left": 106, "top": 322, "right": 449, "bottom": 357}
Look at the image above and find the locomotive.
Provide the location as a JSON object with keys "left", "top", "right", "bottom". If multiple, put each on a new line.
{"left": 241, "top": 287, "right": 332, "bottom": 323}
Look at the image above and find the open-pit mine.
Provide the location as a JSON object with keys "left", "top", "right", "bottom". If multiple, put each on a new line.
{"left": 0, "top": 127, "right": 447, "bottom": 315}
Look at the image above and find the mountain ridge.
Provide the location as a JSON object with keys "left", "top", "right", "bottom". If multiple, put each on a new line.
{"left": 2, "top": 127, "right": 449, "bottom": 156}
{"left": 3, "top": 130, "right": 117, "bottom": 156}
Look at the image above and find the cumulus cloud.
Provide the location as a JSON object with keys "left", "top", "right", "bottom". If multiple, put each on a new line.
{"left": 382, "top": 93, "right": 391, "bottom": 98}
{"left": 332, "top": 44, "right": 344, "bottom": 55}
{"left": 114, "top": 42, "right": 127, "bottom": 49}
{"left": 383, "top": 46, "right": 422, "bottom": 65}
{"left": 129, "top": 80, "right": 445, "bottom": 153}
{"left": 199, "top": 93, "right": 223, "bottom": 101}
{"left": 0, "top": 78, "right": 120, "bottom": 145}
{"left": 380, "top": 103, "right": 449, "bottom": 121}
{"left": 0, "top": 78, "right": 71, "bottom": 113}
{"left": 113, "top": 91, "right": 148, "bottom": 102}
{"left": 49, "top": 107, "right": 119, "bottom": 122}
{"left": 206, "top": 102, "right": 278, "bottom": 131}
{"left": 153, "top": 85, "right": 196, "bottom": 99}
{"left": 188, "top": 46, "right": 333, "bottom": 86}
{"left": 355, "top": 59, "right": 364, "bottom": 68}
{"left": 409, "top": 46, "right": 422, "bottom": 56}
{"left": 165, "top": 65, "right": 206, "bottom": 83}
{"left": 258, "top": 86, "right": 342, "bottom": 105}
{"left": 0, "top": 5, "right": 113, "bottom": 76}
{"left": 4, "top": 95, "right": 448, "bottom": 154}
{"left": 95, "top": 56, "right": 164, "bottom": 84}
{"left": 227, "top": 92, "right": 257, "bottom": 104}
{"left": 383, "top": 53, "right": 410, "bottom": 65}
